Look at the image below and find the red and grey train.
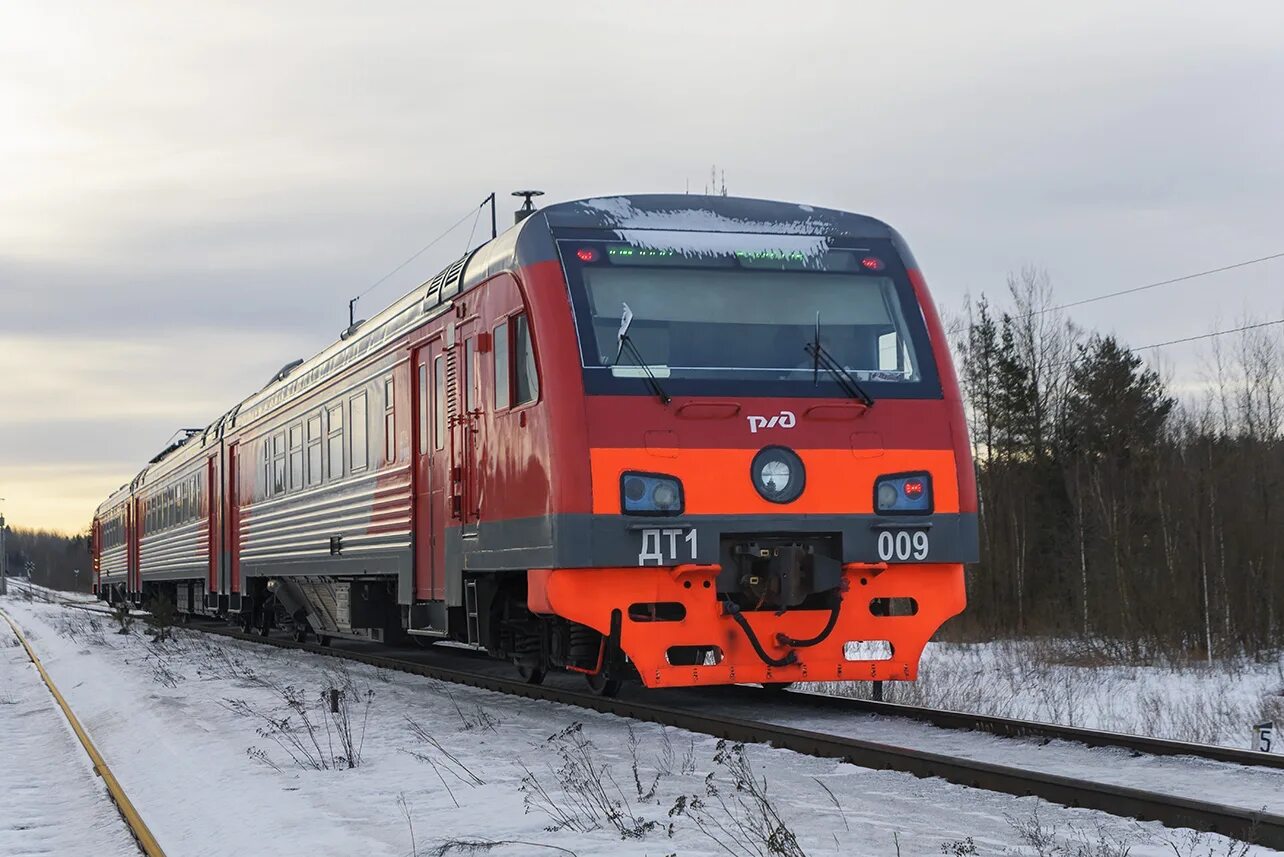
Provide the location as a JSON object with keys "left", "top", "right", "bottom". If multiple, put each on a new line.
{"left": 93, "top": 194, "right": 977, "bottom": 694}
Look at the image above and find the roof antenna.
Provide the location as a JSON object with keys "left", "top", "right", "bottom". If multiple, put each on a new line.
{"left": 512, "top": 189, "right": 544, "bottom": 224}
{"left": 342, "top": 297, "right": 366, "bottom": 340}
{"left": 485, "top": 192, "right": 498, "bottom": 239}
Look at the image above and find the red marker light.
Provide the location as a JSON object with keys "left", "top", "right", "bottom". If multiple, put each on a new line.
{"left": 902, "top": 479, "right": 925, "bottom": 499}
{"left": 861, "top": 256, "right": 884, "bottom": 271}
{"left": 576, "top": 247, "right": 599, "bottom": 263}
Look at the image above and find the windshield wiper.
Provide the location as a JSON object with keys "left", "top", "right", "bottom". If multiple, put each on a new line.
{"left": 804, "top": 312, "right": 874, "bottom": 406}
{"left": 614, "top": 303, "right": 671, "bottom": 405}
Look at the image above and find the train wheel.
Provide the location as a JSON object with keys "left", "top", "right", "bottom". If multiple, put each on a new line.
{"left": 516, "top": 663, "right": 546, "bottom": 685}
{"left": 291, "top": 623, "right": 308, "bottom": 644}
{"left": 584, "top": 671, "right": 622, "bottom": 697}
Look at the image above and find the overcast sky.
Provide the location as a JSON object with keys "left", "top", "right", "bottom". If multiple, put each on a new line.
{"left": 2, "top": 1, "right": 1282, "bottom": 533}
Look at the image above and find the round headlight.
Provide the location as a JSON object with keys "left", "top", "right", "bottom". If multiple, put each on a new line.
{"left": 652, "top": 482, "right": 679, "bottom": 509}
{"left": 749, "top": 446, "right": 805, "bottom": 504}
{"left": 877, "top": 483, "right": 899, "bottom": 510}
{"left": 623, "top": 477, "right": 647, "bottom": 502}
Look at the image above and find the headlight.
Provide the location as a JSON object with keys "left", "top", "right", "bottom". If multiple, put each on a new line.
{"left": 750, "top": 446, "right": 806, "bottom": 504}
{"left": 620, "top": 472, "right": 684, "bottom": 516}
{"left": 874, "top": 473, "right": 932, "bottom": 514}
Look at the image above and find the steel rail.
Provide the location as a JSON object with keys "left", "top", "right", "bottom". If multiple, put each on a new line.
{"left": 1, "top": 606, "right": 167, "bottom": 856}
{"left": 760, "top": 689, "right": 1284, "bottom": 771}
{"left": 193, "top": 623, "right": 1283, "bottom": 847}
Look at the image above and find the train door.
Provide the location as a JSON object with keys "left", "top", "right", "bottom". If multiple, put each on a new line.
{"left": 452, "top": 319, "right": 483, "bottom": 535}
{"left": 207, "top": 454, "right": 219, "bottom": 600}
{"left": 413, "top": 338, "right": 448, "bottom": 602}
{"left": 227, "top": 442, "right": 241, "bottom": 599}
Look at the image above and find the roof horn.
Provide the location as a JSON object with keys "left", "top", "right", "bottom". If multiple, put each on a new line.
{"left": 512, "top": 190, "right": 544, "bottom": 224}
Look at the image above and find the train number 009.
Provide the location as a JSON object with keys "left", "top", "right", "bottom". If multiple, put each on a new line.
{"left": 876, "top": 529, "right": 929, "bottom": 562}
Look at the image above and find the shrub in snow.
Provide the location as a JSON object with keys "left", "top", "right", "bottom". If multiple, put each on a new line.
{"left": 143, "top": 594, "right": 176, "bottom": 643}
{"left": 668, "top": 740, "right": 806, "bottom": 857}
{"left": 221, "top": 672, "right": 374, "bottom": 771}
{"left": 110, "top": 603, "right": 133, "bottom": 635}
{"left": 520, "top": 722, "right": 666, "bottom": 840}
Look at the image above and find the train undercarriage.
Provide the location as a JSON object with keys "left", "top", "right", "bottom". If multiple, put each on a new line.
{"left": 104, "top": 531, "right": 963, "bottom": 698}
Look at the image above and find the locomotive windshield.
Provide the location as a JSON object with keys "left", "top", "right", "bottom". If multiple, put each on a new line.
{"left": 559, "top": 235, "right": 940, "bottom": 399}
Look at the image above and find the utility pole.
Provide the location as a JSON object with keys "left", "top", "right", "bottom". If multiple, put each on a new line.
{"left": 0, "top": 513, "right": 7, "bottom": 596}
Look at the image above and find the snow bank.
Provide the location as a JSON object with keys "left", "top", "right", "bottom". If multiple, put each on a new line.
{"left": 809, "top": 638, "right": 1284, "bottom": 749}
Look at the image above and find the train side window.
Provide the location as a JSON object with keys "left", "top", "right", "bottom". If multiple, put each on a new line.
{"left": 513, "top": 313, "right": 538, "bottom": 405}
{"left": 306, "top": 415, "right": 323, "bottom": 486}
{"left": 383, "top": 376, "right": 395, "bottom": 464}
{"left": 493, "top": 320, "right": 510, "bottom": 408}
{"left": 418, "top": 363, "right": 429, "bottom": 455}
{"left": 433, "top": 355, "right": 446, "bottom": 450}
{"left": 288, "top": 424, "right": 304, "bottom": 491}
{"left": 262, "top": 441, "right": 271, "bottom": 499}
{"left": 464, "top": 338, "right": 477, "bottom": 412}
{"left": 327, "top": 405, "right": 344, "bottom": 480}
{"left": 351, "top": 392, "right": 369, "bottom": 472}
{"left": 272, "top": 432, "right": 287, "bottom": 495}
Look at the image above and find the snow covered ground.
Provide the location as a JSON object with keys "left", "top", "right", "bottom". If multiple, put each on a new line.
{"left": 0, "top": 608, "right": 139, "bottom": 856}
{"left": 0, "top": 592, "right": 1273, "bottom": 857}
{"left": 810, "top": 638, "right": 1284, "bottom": 749}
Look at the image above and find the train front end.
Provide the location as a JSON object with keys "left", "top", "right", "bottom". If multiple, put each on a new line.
{"left": 527, "top": 196, "right": 977, "bottom": 689}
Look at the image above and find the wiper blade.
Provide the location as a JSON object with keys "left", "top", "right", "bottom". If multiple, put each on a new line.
{"left": 805, "top": 313, "right": 874, "bottom": 405}
{"left": 613, "top": 302, "right": 670, "bottom": 405}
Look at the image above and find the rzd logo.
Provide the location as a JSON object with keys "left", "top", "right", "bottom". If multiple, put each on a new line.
{"left": 747, "top": 410, "right": 796, "bottom": 433}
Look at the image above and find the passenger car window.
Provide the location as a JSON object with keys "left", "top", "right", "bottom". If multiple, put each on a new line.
{"left": 306, "top": 415, "right": 323, "bottom": 486}
{"left": 493, "top": 321, "right": 510, "bottom": 408}
{"left": 513, "top": 313, "right": 538, "bottom": 405}
{"left": 351, "top": 392, "right": 369, "bottom": 471}
{"left": 327, "top": 406, "right": 344, "bottom": 480}
{"left": 434, "top": 356, "right": 446, "bottom": 450}
{"left": 288, "top": 424, "right": 304, "bottom": 490}
{"left": 384, "top": 376, "right": 395, "bottom": 463}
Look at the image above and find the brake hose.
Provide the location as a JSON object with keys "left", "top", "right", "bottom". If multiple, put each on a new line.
{"left": 775, "top": 590, "right": 843, "bottom": 648}
{"left": 723, "top": 599, "right": 797, "bottom": 667}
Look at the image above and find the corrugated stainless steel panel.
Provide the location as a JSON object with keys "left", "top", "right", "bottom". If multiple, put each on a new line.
{"left": 100, "top": 545, "right": 128, "bottom": 582}
{"left": 140, "top": 519, "right": 210, "bottom": 578}
{"left": 240, "top": 467, "right": 412, "bottom": 565}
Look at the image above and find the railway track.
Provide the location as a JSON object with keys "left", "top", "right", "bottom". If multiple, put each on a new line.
{"left": 1, "top": 604, "right": 166, "bottom": 856}
{"left": 178, "top": 619, "right": 1284, "bottom": 848}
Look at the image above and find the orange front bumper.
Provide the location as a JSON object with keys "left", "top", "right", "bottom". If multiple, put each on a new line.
{"left": 528, "top": 562, "right": 966, "bottom": 688}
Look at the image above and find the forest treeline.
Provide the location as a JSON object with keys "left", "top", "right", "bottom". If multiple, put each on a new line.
{"left": 952, "top": 267, "right": 1282, "bottom": 657}
{"left": 3, "top": 527, "right": 91, "bottom": 592}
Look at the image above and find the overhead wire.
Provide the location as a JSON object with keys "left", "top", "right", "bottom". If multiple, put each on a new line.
{"left": 1126, "top": 317, "right": 1284, "bottom": 355}
{"left": 352, "top": 201, "right": 488, "bottom": 305}
{"left": 1049, "top": 317, "right": 1284, "bottom": 369}
{"left": 1028, "top": 251, "right": 1284, "bottom": 317}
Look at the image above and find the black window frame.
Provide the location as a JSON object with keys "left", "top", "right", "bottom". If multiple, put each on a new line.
{"left": 554, "top": 231, "right": 943, "bottom": 401}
